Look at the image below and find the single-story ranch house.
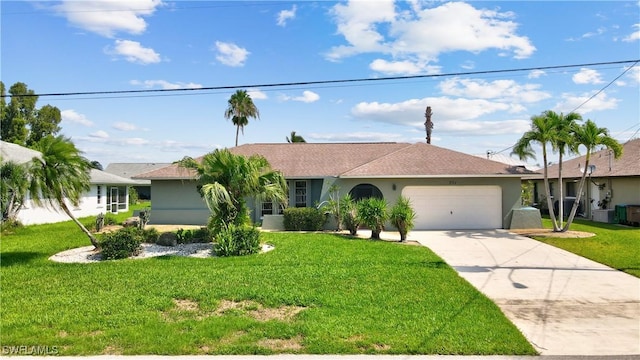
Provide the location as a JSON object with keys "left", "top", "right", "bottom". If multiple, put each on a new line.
{"left": 105, "top": 162, "right": 171, "bottom": 200}
{"left": 136, "top": 142, "right": 532, "bottom": 230}
{"left": 1, "top": 140, "right": 137, "bottom": 225}
{"left": 523, "top": 138, "right": 640, "bottom": 223}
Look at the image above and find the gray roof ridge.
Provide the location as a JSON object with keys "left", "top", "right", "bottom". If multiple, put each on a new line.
{"left": 338, "top": 143, "right": 413, "bottom": 176}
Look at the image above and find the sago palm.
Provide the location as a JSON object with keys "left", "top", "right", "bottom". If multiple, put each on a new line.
{"left": 563, "top": 120, "right": 622, "bottom": 231}
{"left": 224, "top": 90, "right": 260, "bottom": 147}
{"left": 177, "top": 149, "right": 287, "bottom": 233}
{"left": 0, "top": 160, "right": 29, "bottom": 223}
{"left": 28, "top": 135, "right": 98, "bottom": 248}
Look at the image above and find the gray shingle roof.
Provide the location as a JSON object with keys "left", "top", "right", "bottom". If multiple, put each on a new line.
{"left": 0, "top": 140, "right": 42, "bottom": 164}
{"left": 105, "top": 162, "right": 171, "bottom": 185}
{"left": 524, "top": 138, "right": 640, "bottom": 179}
{"left": 90, "top": 169, "right": 138, "bottom": 185}
{"left": 136, "top": 142, "right": 529, "bottom": 180}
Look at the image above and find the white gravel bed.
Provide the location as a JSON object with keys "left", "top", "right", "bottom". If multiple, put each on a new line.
{"left": 49, "top": 243, "right": 274, "bottom": 264}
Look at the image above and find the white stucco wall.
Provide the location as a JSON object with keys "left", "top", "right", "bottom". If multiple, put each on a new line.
{"left": 17, "top": 185, "right": 128, "bottom": 225}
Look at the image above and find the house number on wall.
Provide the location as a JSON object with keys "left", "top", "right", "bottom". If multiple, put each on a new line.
{"left": 449, "top": 180, "right": 457, "bottom": 185}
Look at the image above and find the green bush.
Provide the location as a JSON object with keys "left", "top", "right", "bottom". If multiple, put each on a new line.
{"left": 283, "top": 207, "right": 326, "bottom": 231}
{"left": 100, "top": 227, "right": 144, "bottom": 260}
{"left": 143, "top": 227, "right": 160, "bottom": 243}
{"left": 128, "top": 186, "right": 139, "bottom": 205}
{"left": 176, "top": 227, "right": 211, "bottom": 244}
{"left": 213, "top": 224, "right": 261, "bottom": 257}
{"left": 357, "top": 197, "right": 388, "bottom": 240}
{"left": 389, "top": 196, "right": 416, "bottom": 242}
{"left": 340, "top": 194, "right": 359, "bottom": 236}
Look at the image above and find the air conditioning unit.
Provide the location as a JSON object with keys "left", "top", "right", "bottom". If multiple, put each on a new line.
{"left": 592, "top": 209, "right": 614, "bottom": 223}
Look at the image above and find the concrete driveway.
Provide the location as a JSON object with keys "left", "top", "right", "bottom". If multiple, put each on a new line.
{"left": 391, "top": 230, "right": 640, "bottom": 356}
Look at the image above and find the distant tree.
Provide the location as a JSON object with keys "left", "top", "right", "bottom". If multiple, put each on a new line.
{"left": 286, "top": 131, "right": 306, "bottom": 143}
{"left": 28, "top": 136, "right": 98, "bottom": 248}
{"left": 0, "top": 81, "right": 62, "bottom": 147}
{"left": 224, "top": 90, "right": 260, "bottom": 147}
{"left": 89, "top": 160, "right": 103, "bottom": 170}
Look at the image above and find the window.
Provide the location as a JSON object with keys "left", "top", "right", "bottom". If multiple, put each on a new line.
{"left": 261, "top": 200, "right": 283, "bottom": 217}
{"left": 566, "top": 181, "right": 576, "bottom": 197}
{"left": 349, "top": 183, "right": 383, "bottom": 202}
{"left": 295, "top": 180, "right": 307, "bottom": 207}
{"left": 97, "top": 185, "right": 102, "bottom": 204}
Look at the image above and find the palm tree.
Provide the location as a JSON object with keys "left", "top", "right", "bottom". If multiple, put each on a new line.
{"left": 563, "top": 120, "right": 622, "bottom": 231}
{"left": 546, "top": 111, "right": 582, "bottom": 228}
{"left": 286, "top": 131, "right": 306, "bottom": 143}
{"left": 177, "top": 149, "right": 287, "bottom": 233}
{"left": 512, "top": 112, "right": 562, "bottom": 231}
{"left": 224, "top": 90, "right": 260, "bottom": 147}
{"left": 28, "top": 136, "right": 98, "bottom": 248}
{"left": 0, "top": 160, "right": 29, "bottom": 223}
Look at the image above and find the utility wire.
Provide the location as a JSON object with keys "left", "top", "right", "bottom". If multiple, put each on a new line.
{"left": 2, "top": 59, "right": 638, "bottom": 99}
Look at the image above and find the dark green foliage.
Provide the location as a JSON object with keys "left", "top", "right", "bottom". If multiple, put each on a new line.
{"left": 99, "top": 227, "right": 143, "bottom": 260}
{"left": 139, "top": 208, "right": 150, "bottom": 228}
{"left": 213, "top": 224, "right": 261, "bottom": 257}
{"left": 176, "top": 227, "right": 211, "bottom": 244}
{"left": 389, "top": 196, "right": 416, "bottom": 242}
{"left": 357, "top": 197, "right": 388, "bottom": 239}
{"left": 143, "top": 227, "right": 159, "bottom": 244}
{"left": 283, "top": 207, "right": 327, "bottom": 231}
{"left": 128, "top": 186, "right": 139, "bottom": 205}
{"left": 340, "top": 194, "right": 359, "bottom": 236}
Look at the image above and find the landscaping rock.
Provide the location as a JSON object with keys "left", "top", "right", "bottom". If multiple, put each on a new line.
{"left": 123, "top": 217, "right": 140, "bottom": 228}
{"left": 157, "top": 232, "right": 178, "bottom": 247}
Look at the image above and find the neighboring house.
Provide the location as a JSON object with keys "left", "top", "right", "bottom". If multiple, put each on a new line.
{"left": 523, "top": 138, "right": 640, "bottom": 221}
{"left": 104, "top": 162, "right": 171, "bottom": 200}
{"left": 1, "top": 141, "right": 136, "bottom": 225}
{"left": 475, "top": 152, "right": 541, "bottom": 172}
{"left": 135, "top": 142, "right": 532, "bottom": 230}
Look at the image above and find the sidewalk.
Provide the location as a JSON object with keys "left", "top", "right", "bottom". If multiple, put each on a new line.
{"left": 407, "top": 230, "right": 640, "bottom": 356}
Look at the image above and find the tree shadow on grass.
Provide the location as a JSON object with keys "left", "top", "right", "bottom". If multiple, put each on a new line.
{"left": 0, "top": 251, "right": 41, "bottom": 267}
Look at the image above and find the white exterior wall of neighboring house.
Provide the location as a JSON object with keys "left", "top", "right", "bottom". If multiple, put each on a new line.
{"left": 149, "top": 180, "right": 209, "bottom": 225}
{"left": 17, "top": 184, "right": 130, "bottom": 225}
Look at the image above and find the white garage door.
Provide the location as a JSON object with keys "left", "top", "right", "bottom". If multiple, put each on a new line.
{"left": 402, "top": 186, "right": 502, "bottom": 230}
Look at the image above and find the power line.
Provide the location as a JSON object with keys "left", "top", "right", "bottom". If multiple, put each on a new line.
{"left": 2, "top": 59, "right": 638, "bottom": 99}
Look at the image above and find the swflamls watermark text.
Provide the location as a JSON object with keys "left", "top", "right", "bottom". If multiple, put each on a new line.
{"left": 2, "top": 345, "right": 59, "bottom": 355}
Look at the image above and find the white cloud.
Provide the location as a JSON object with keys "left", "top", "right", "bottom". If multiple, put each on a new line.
{"left": 122, "top": 137, "right": 149, "bottom": 145}
{"left": 129, "top": 79, "right": 202, "bottom": 89}
{"left": 369, "top": 59, "right": 441, "bottom": 75}
{"left": 247, "top": 88, "right": 268, "bottom": 100}
{"left": 555, "top": 92, "right": 619, "bottom": 114}
{"left": 436, "top": 119, "right": 530, "bottom": 135}
{"left": 61, "top": 109, "right": 93, "bottom": 126}
{"left": 280, "top": 90, "right": 320, "bottom": 103}
{"left": 572, "top": 68, "right": 604, "bottom": 85}
{"left": 308, "top": 132, "right": 405, "bottom": 142}
{"left": 214, "top": 41, "right": 249, "bottom": 67}
{"left": 159, "top": 140, "right": 219, "bottom": 153}
{"left": 327, "top": 1, "right": 535, "bottom": 66}
{"left": 438, "top": 78, "right": 551, "bottom": 103}
{"left": 528, "top": 70, "right": 546, "bottom": 79}
{"left": 113, "top": 122, "right": 138, "bottom": 131}
{"left": 622, "top": 24, "right": 640, "bottom": 42}
{"left": 107, "top": 40, "right": 161, "bottom": 64}
{"left": 89, "top": 130, "right": 109, "bottom": 139}
{"left": 54, "top": 0, "right": 163, "bottom": 38}
{"left": 277, "top": 5, "right": 297, "bottom": 27}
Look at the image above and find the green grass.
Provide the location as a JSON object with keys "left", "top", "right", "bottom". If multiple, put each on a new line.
{"left": 537, "top": 218, "right": 640, "bottom": 278}
{"left": 0, "top": 211, "right": 536, "bottom": 355}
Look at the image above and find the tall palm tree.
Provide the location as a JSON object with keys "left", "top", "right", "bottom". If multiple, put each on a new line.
{"left": 546, "top": 111, "right": 582, "bottom": 228}
{"left": 177, "top": 149, "right": 287, "bottom": 233}
{"left": 224, "top": 90, "right": 260, "bottom": 147}
{"left": 28, "top": 135, "right": 98, "bottom": 248}
{"left": 563, "top": 120, "right": 622, "bottom": 231}
{"left": 512, "top": 112, "right": 561, "bottom": 231}
{"left": 286, "top": 131, "right": 306, "bottom": 143}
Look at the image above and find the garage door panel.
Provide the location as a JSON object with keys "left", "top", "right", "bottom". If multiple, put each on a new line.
{"left": 402, "top": 186, "right": 502, "bottom": 230}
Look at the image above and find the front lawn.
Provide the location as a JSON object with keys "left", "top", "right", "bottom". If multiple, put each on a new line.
{"left": 0, "top": 215, "right": 535, "bottom": 355}
{"left": 537, "top": 218, "right": 640, "bottom": 278}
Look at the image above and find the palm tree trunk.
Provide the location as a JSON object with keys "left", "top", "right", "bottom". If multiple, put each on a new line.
{"left": 563, "top": 152, "right": 591, "bottom": 231}
{"left": 558, "top": 152, "right": 564, "bottom": 229}
{"left": 542, "top": 146, "right": 560, "bottom": 231}
{"left": 60, "top": 202, "right": 100, "bottom": 249}
{"left": 235, "top": 125, "right": 240, "bottom": 147}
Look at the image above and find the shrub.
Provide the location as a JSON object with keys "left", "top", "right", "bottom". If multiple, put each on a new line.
{"left": 175, "top": 227, "right": 212, "bottom": 244}
{"left": 357, "top": 197, "right": 388, "bottom": 240}
{"left": 389, "top": 196, "right": 416, "bottom": 242}
{"left": 340, "top": 194, "right": 359, "bottom": 236}
{"left": 283, "top": 207, "right": 326, "bottom": 231}
{"left": 100, "top": 227, "right": 143, "bottom": 260}
{"left": 213, "top": 224, "right": 261, "bottom": 257}
{"left": 128, "top": 186, "right": 139, "bottom": 205}
{"left": 143, "top": 227, "right": 160, "bottom": 243}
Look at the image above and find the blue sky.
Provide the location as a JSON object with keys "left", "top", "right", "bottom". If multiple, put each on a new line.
{"left": 2, "top": 0, "right": 639, "bottom": 168}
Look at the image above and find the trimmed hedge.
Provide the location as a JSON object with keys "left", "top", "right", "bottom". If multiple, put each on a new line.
{"left": 214, "top": 225, "right": 261, "bottom": 257}
{"left": 283, "top": 207, "right": 326, "bottom": 231}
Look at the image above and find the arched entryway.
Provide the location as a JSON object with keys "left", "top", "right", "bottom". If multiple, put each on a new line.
{"left": 349, "top": 183, "right": 383, "bottom": 202}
